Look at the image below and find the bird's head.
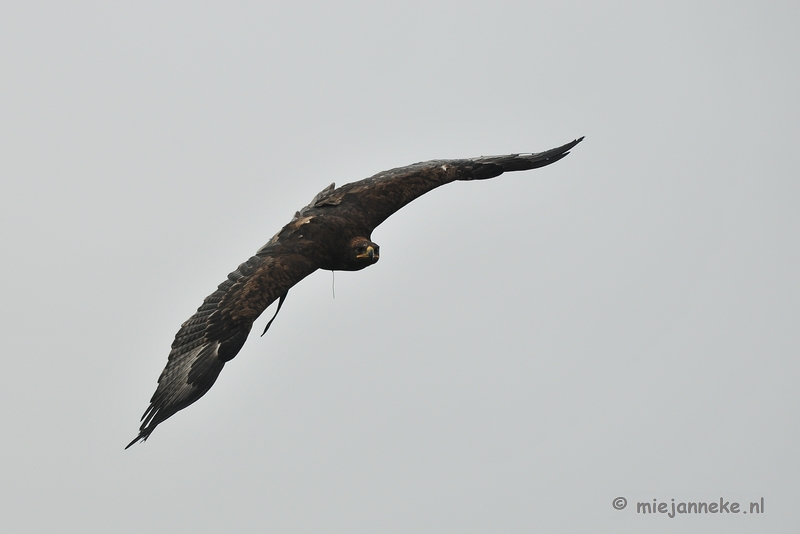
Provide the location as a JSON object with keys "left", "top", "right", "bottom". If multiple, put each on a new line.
{"left": 345, "top": 237, "right": 380, "bottom": 271}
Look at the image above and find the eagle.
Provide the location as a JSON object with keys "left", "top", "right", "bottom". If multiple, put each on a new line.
{"left": 126, "top": 137, "right": 583, "bottom": 448}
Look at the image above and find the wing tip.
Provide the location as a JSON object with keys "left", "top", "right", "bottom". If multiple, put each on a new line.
{"left": 125, "top": 408, "right": 157, "bottom": 449}
{"left": 531, "top": 135, "right": 584, "bottom": 166}
{"left": 547, "top": 135, "right": 584, "bottom": 157}
{"left": 125, "top": 420, "right": 159, "bottom": 449}
{"left": 125, "top": 432, "right": 147, "bottom": 450}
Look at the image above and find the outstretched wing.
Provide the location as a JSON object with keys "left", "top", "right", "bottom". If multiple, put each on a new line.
{"left": 126, "top": 247, "right": 317, "bottom": 448}
{"left": 309, "top": 137, "right": 583, "bottom": 232}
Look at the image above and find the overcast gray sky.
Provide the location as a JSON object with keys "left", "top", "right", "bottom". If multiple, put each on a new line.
{"left": 2, "top": 1, "right": 798, "bottom": 532}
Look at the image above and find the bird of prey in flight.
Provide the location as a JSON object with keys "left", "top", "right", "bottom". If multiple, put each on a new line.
{"left": 126, "top": 137, "right": 583, "bottom": 448}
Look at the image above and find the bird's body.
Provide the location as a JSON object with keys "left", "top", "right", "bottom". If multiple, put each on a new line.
{"left": 126, "top": 137, "right": 583, "bottom": 448}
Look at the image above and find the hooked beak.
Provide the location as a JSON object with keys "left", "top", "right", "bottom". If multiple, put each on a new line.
{"left": 356, "top": 245, "right": 378, "bottom": 261}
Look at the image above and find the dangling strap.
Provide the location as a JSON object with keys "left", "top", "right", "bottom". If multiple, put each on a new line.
{"left": 261, "top": 293, "right": 287, "bottom": 336}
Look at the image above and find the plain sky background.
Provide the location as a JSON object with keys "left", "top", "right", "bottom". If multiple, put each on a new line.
{"left": 2, "top": 1, "right": 798, "bottom": 532}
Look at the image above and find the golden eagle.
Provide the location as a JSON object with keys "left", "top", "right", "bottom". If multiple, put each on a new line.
{"left": 126, "top": 137, "right": 583, "bottom": 448}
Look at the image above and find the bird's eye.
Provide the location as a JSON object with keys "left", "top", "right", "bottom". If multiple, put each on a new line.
{"left": 356, "top": 246, "right": 365, "bottom": 254}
